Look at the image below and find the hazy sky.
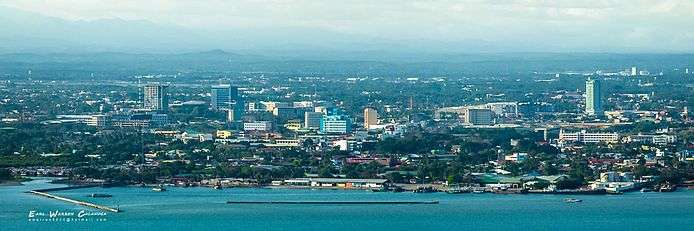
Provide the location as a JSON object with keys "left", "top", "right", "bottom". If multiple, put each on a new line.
{"left": 1, "top": 0, "right": 694, "bottom": 53}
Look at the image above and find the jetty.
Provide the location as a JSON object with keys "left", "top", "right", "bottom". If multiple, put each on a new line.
{"left": 27, "top": 185, "right": 120, "bottom": 213}
{"left": 227, "top": 201, "right": 439, "bottom": 205}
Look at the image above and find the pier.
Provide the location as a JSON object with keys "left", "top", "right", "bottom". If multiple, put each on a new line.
{"left": 32, "top": 184, "right": 102, "bottom": 192}
{"left": 227, "top": 201, "right": 439, "bottom": 205}
{"left": 27, "top": 186, "right": 120, "bottom": 213}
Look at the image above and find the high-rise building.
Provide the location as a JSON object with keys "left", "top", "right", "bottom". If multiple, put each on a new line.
{"left": 364, "top": 107, "right": 378, "bottom": 129}
{"left": 630, "top": 67, "right": 637, "bottom": 76}
{"left": 585, "top": 78, "right": 602, "bottom": 116}
{"left": 304, "top": 111, "right": 322, "bottom": 129}
{"left": 212, "top": 84, "right": 244, "bottom": 122}
{"left": 211, "top": 85, "right": 238, "bottom": 110}
{"left": 143, "top": 84, "right": 169, "bottom": 112}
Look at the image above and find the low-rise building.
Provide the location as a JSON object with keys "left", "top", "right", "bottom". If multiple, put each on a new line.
{"left": 86, "top": 115, "right": 111, "bottom": 127}
{"left": 216, "top": 130, "right": 233, "bottom": 139}
{"left": 559, "top": 130, "right": 619, "bottom": 144}
{"left": 264, "top": 139, "right": 301, "bottom": 147}
{"left": 504, "top": 153, "right": 528, "bottom": 162}
{"left": 111, "top": 113, "right": 168, "bottom": 128}
{"left": 465, "top": 108, "right": 494, "bottom": 125}
{"left": 283, "top": 121, "right": 302, "bottom": 131}
{"left": 283, "top": 178, "right": 388, "bottom": 189}
{"left": 244, "top": 121, "right": 273, "bottom": 131}
{"left": 320, "top": 115, "right": 351, "bottom": 133}
{"left": 624, "top": 134, "right": 677, "bottom": 145}
{"left": 345, "top": 157, "right": 391, "bottom": 166}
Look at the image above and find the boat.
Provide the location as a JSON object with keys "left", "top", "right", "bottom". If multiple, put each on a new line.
{"left": 640, "top": 188, "right": 653, "bottom": 193}
{"left": 152, "top": 186, "right": 166, "bottom": 192}
{"left": 390, "top": 187, "right": 405, "bottom": 193}
{"left": 446, "top": 189, "right": 469, "bottom": 194}
{"left": 413, "top": 186, "right": 437, "bottom": 193}
{"left": 658, "top": 184, "right": 676, "bottom": 192}
{"left": 88, "top": 193, "right": 112, "bottom": 198}
{"left": 564, "top": 198, "right": 582, "bottom": 203}
{"left": 494, "top": 188, "right": 527, "bottom": 194}
{"left": 213, "top": 184, "right": 222, "bottom": 190}
{"left": 446, "top": 187, "right": 471, "bottom": 194}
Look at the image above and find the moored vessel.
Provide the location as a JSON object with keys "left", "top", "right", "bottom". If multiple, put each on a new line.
{"left": 564, "top": 198, "right": 582, "bottom": 203}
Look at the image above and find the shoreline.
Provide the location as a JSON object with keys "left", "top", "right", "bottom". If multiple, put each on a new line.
{"left": 77, "top": 183, "right": 690, "bottom": 195}
{"left": 28, "top": 177, "right": 689, "bottom": 196}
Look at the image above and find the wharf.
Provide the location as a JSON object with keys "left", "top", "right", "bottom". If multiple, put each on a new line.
{"left": 27, "top": 185, "right": 120, "bottom": 213}
{"left": 32, "top": 184, "right": 102, "bottom": 192}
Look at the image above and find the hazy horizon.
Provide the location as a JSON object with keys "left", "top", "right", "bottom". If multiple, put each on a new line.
{"left": 1, "top": 0, "right": 694, "bottom": 56}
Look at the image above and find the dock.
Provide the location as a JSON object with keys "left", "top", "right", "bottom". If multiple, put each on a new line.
{"left": 32, "top": 184, "right": 102, "bottom": 192}
{"left": 27, "top": 186, "right": 120, "bottom": 213}
{"left": 227, "top": 201, "right": 439, "bottom": 205}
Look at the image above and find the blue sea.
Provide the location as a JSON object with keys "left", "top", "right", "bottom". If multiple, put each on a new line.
{"left": 1, "top": 178, "right": 693, "bottom": 231}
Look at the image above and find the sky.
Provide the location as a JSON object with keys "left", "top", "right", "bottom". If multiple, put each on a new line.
{"left": 1, "top": 0, "right": 693, "bottom": 54}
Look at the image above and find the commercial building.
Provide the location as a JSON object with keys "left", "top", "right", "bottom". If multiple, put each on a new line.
{"left": 264, "top": 139, "right": 301, "bottom": 147}
{"left": 283, "top": 178, "right": 388, "bottom": 189}
{"left": 212, "top": 85, "right": 244, "bottom": 122}
{"left": 304, "top": 112, "right": 322, "bottom": 129}
{"left": 485, "top": 102, "right": 518, "bottom": 118}
{"left": 143, "top": 84, "right": 169, "bottom": 112}
{"left": 243, "top": 121, "right": 273, "bottom": 131}
{"left": 320, "top": 115, "right": 351, "bottom": 133}
{"left": 110, "top": 113, "right": 168, "bottom": 128}
{"left": 273, "top": 106, "right": 297, "bottom": 120}
{"left": 465, "top": 108, "right": 493, "bottom": 125}
{"left": 216, "top": 130, "right": 233, "bottom": 139}
{"left": 504, "top": 153, "right": 528, "bottom": 162}
{"left": 364, "top": 107, "right": 378, "bottom": 129}
{"left": 283, "top": 121, "right": 302, "bottom": 131}
{"left": 86, "top": 115, "right": 110, "bottom": 127}
{"left": 624, "top": 134, "right": 677, "bottom": 145}
{"left": 559, "top": 130, "right": 619, "bottom": 144}
{"left": 261, "top": 101, "right": 291, "bottom": 113}
{"left": 332, "top": 139, "right": 357, "bottom": 151}
{"left": 585, "top": 78, "right": 602, "bottom": 116}
{"left": 345, "top": 157, "right": 391, "bottom": 166}
{"left": 210, "top": 84, "right": 238, "bottom": 110}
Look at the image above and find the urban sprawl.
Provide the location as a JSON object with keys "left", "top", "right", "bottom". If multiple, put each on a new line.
{"left": 1, "top": 65, "right": 693, "bottom": 194}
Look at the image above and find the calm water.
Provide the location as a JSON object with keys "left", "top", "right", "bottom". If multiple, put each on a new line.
{"left": 1, "top": 179, "right": 693, "bottom": 231}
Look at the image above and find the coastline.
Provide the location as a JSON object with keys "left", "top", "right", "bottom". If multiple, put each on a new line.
{"left": 77, "top": 182, "right": 690, "bottom": 195}
{"left": 26, "top": 176, "right": 690, "bottom": 196}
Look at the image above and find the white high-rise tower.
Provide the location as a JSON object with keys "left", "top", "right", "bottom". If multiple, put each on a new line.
{"left": 585, "top": 78, "right": 602, "bottom": 116}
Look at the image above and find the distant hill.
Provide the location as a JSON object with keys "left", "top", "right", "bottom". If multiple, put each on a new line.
{"left": 0, "top": 51, "right": 692, "bottom": 78}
